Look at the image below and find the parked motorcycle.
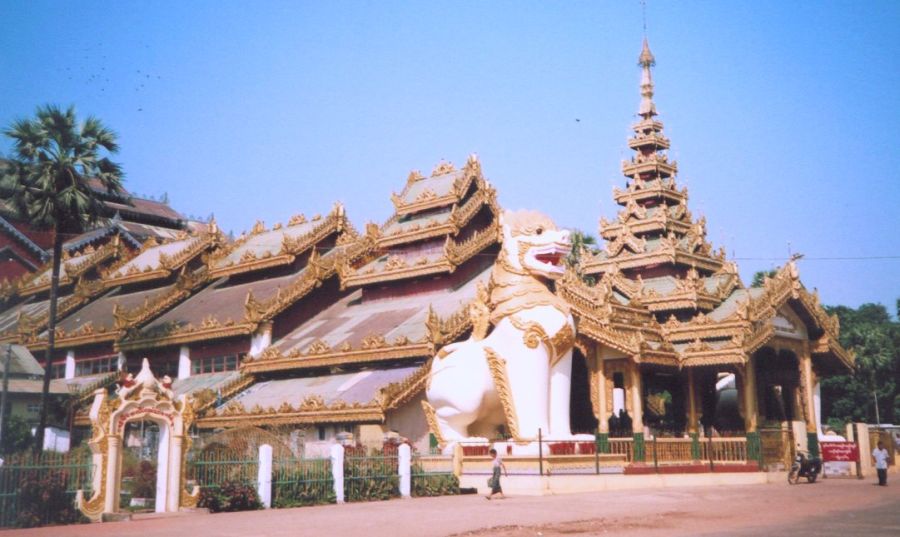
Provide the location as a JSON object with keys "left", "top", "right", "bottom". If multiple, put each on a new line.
{"left": 788, "top": 449, "right": 821, "bottom": 484}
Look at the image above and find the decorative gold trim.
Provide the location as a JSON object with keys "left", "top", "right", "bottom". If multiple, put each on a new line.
{"left": 420, "top": 400, "right": 446, "bottom": 448}
{"left": 484, "top": 346, "right": 520, "bottom": 440}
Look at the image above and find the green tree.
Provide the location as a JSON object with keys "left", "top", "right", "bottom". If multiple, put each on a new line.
{"left": 821, "top": 303, "right": 900, "bottom": 430}
{"left": 0, "top": 415, "right": 32, "bottom": 455}
{"left": 2, "top": 105, "right": 123, "bottom": 452}
{"left": 565, "top": 229, "right": 598, "bottom": 272}
{"left": 750, "top": 269, "right": 778, "bottom": 287}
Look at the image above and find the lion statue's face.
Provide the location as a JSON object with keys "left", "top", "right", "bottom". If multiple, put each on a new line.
{"left": 500, "top": 210, "right": 571, "bottom": 280}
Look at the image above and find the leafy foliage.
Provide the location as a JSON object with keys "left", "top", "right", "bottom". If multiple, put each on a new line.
{"left": 344, "top": 450, "right": 399, "bottom": 502}
{"left": 14, "top": 471, "right": 88, "bottom": 528}
{"left": 411, "top": 470, "right": 459, "bottom": 497}
{"left": 198, "top": 481, "right": 262, "bottom": 513}
{"left": 2, "top": 104, "right": 124, "bottom": 233}
{"left": 751, "top": 269, "right": 778, "bottom": 287}
{"left": 2, "top": 104, "right": 124, "bottom": 452}
{"left": 821, "top": 303, "right": 900, "bottom": 430}
{"left": 0, "top": 415, "right": 32, "bottom": 455}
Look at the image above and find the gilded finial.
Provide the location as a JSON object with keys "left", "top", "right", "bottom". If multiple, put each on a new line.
{"left": 638, "top": 38, "right": 657, "bottom": 118}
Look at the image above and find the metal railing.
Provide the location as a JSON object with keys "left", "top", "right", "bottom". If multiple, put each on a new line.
{"left": 343, "top": 447, "right": 400, "bottom": 502}
{"left": 0, "top": 451, "right": 93, "bottom": 528}
{"left": 271, "top": 457, "right": 334, "bottom": 507}
{"left": 186, "top": 450, "right": 258, "bottom": 491}
{"left": 411, "top": 449, "right": 456, "bottom": 497}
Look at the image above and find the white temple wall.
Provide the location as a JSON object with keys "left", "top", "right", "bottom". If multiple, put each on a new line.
{"left": 385, "top": 392, "right": 430, "bottom": 453}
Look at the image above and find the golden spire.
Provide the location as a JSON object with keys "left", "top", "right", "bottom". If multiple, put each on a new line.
{"left": 638, "top": 38, "right": 657, "bottom": 119}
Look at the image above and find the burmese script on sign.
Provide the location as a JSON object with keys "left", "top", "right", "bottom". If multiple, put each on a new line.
{"left": 821, "top": 442, "right": 859, "bottom": 462}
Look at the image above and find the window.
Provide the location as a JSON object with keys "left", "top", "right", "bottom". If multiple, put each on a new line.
{"left": 27, "top": 404, "right": 40, "bottom": 413}
{"left": 51, "top": 362, "right": 67, "bottom": 379}
{"left": 191, "top": 353, "right": 243, "bottom": 375}
{"left": 74, "top": 356, "right": 117, "bottom": 377}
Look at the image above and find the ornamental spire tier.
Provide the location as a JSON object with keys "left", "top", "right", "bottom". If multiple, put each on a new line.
{"left": 581, "top": 39, "right": 736, "bottom": 317}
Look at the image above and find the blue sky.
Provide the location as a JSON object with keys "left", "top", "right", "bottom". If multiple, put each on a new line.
{"left": 1, "top": 1, "right": 898, "bottom": 311}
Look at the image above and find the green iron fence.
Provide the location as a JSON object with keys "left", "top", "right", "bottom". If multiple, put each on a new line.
{"left": 343, "top": 447, "right": 399, "bottom": 502}
{"left": 272, "top": 456, "right": 334, "bottom": 507}
{"left": 0, "top": 451, "right": 93, "bottom": 528}
{"left": 186, "top": 450, "right": 258, "bottom": 491}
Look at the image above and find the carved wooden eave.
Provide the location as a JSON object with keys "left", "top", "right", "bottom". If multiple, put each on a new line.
{"left": 680, "top": 349, "right": 746, "bottom": 368}
{"left": 621, "top": 156, "right": 677, "bottom": 178}
{"left": 102, "top": 234, "right": 220, "bottom": 288}
{"left": 390, "top": 155, "right": 484, "bottom": 216}
{"left": 810, "top": 334, "right": 854, "bottom": 370}
{"left": 15, "top": 279, "right": 107, "bottom": 344}
{"left": 190, "top": 372, "right": 256, "bottom": 416}
{"left": 117, "top": 320, "right": 256, "bottom": 352}
{"left": 241, "top": 339, "right": 434, "bottom": 374}
{"left": 576, "top": 316, "right": 640, "bottom": 356}
{"left": 601, "top": 213, "right": 692, "bottom": 240}
{"left": 207, "top": 204, "right": 349, "bottom": 279}
{"left": 342, "top": 219, "right": 498, "bottom": 288}
{"left": 29, "top": 324, "right": 118, "bottom": 351}
{"left": 613, "top": 177, "right": 686, "bottom": 206}
{"left": 196, "top": 404, "right": 385, "bottom": 429}
{"left": 627, "top": 131, "right": 670, "bottom": 150}
{"left": 197, "top": 361, "right": 432, "bottom": 429}
{"left": 378, "top": 360, "right": 432, "bottom": 410}
{"left": 18, "top": 239, "right": 123, "bottom": 297}
{"left": 581, "top": 247, "right": 724, "bottom": 276}
{"left": 640, "top": 290, "right": 721, "bottom": 313}
{"left": 111, "top": 268, "right": 209, "bottom": 337}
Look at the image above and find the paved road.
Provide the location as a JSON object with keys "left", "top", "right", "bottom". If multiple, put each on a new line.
{"left": 5, "top": 477, "right": 898, "bottom": 536}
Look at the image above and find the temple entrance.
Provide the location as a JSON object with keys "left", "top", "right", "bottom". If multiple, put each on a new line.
{"left": 754, "top": 347, "right": 800, "bottom": 423}
{"left": 696, "top": 369, "right": 744, "bottom": 435}
{"left": 569, "top": 349, "right": 598, "bottom": 435}
{"left": 121, "top": 420, "right": 164, "bottom": 513}
{"left": 76, "top": 359, "right": 199, "bottom": 521}
{"left": 643, "top": 369, "right": 685, "bottom": 436}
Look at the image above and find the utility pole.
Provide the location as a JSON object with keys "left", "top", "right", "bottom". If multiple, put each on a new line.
{"left": 0, "top": 344, "right": 12, "bottom": 449}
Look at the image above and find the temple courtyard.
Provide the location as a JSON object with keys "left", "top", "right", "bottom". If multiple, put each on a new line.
{"left": 3, "top": 478, "right": 898, "bottom": 536}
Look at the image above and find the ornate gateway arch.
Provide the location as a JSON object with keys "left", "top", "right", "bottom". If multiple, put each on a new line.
{"left": 76, "top": 359, "right": 199, "bottom": 521}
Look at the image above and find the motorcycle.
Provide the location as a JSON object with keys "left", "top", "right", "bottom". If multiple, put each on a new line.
{"left": 788, "top": 450, "right": 821, "bottom": 484}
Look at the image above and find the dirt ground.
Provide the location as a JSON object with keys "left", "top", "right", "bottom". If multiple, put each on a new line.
{"left": 5, "top": 476, "right": 899, "bottom": 536}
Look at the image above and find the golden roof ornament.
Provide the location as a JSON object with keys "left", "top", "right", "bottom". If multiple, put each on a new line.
{"left": 638, "top": 38, "right": 657, "bottom": 118}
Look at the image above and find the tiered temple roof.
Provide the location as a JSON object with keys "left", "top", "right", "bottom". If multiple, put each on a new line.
{"left": 564, "top": 39, "right": 851, "bottom": 372}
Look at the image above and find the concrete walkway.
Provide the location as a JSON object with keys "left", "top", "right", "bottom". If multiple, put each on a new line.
{"left": 4, "top": 477, "right": 898, "bottom": 536}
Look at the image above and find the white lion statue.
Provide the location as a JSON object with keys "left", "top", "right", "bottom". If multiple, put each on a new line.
{"left": 424, "top": 210, "right": 576, "bottom": 446}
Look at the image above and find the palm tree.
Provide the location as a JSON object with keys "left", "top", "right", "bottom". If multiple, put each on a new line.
{"left": 565, "top": 229, "right": 599, "bottom": 271}
{"left": 2, "top": 105, "right": 123, "bottom": 452}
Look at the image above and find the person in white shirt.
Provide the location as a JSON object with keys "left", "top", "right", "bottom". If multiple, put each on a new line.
{"left": 872, "top": 441, "right": 889, "bottom": 486}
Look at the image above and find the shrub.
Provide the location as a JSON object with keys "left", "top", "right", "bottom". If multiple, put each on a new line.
{"left": 198, "top": 481, "right": 262, "bottom": 513}
{"left": 0, "top": 415, "right": 32, "bottom": 455}
{"left": 344, "top": 451, "right": 399, "bottom": 502}
{"left": 272, "top": 461, "right": 335, "bottom": 508}
{"left": 15, "top": 471, "right": 88, "bottom": 528}
{"left": 412, "top": 472, "right": 459, "bottom": 497}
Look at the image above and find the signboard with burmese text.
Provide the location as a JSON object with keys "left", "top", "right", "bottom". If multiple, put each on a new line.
{"left": 821, "top": 442, "right": 859, "bottom": 462}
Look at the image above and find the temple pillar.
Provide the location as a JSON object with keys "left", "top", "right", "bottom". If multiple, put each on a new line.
{"left": 177, "top": 346, "right": 191, "bottom": 380}
{"left": 167, "top": 434, "right": 184, "bottom": 512}
{"left": 596, "top": 351, "right": 609, "bottom": 434}
{"left": 104, "top": 435, "right": 122, "bottom": 514}
{"left": 629, "top": 360, "right": 645, "bottom": 461}
{"left": 799, "top": 345, "right": 819, "bottom": 458}
{"left": 117, "top": 351, "right": 127, "bottom": 371}
{"left": 742, "top": 356, "right": 761, "bottom": 464}
{"left": 64, "top": 350, "right": 75, "bottom": 379}
{"left": 686, "top": 368, "right": 701, "bottom": 460}
{"left": 595, "top": 350, "right": 609, "bottom": 453}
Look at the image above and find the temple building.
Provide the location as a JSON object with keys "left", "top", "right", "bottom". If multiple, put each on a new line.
{"left": 559, "top": 39, "right": 852, "bottom": 460}
{"left": 0, "top": 40, "right": 851, "bottom": 465}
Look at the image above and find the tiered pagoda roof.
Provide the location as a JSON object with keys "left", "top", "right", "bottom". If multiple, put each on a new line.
{"left": 340, "top": 155, "right": 500, "bottom": 288}
{"left": 565, "top": 39, "right": 852, "bottom": 372}
{"left": 201, "top": 157, "right": 501, "bottom": 428}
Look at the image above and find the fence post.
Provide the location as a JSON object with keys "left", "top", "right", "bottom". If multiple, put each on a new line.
{"left": 538, "top": 428, "right": 543, "bottom": 476}
{"left": 330, "top": 444, "right": 345, "bottom": 504}
{"left": 257, "top": 444, "right": 272, "bottom": 509}
{"left": 398, "top": 443, "right": 411, "bottom": 498}
{"left": 652, "top": 435, "right": 658, "bottom": 473}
